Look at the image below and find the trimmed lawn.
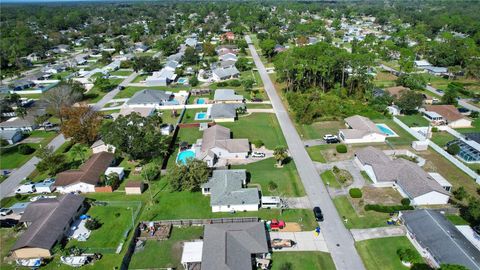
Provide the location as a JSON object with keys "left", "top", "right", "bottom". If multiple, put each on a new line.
{"left": 0, "top": 143, "right": 39, "bottom": 169}
{"left": 431, "top": 131, "right": 455, "bottom": 147}
{"left": 270, "top": 252, "right": 336, "bottom": 270}
{"left": 246, "top": 103, "right": 273, "bottom": 109}
{"left": 222, "top": 113, "right": 286, "bottom": 149}
{"left": 176, "top": 126, "right": 202, "bottom": 144}
{"left": 356, "top": 236, "right": 423, "bottom": 270}
{"left": 320, "top": 170, "right": 341, "bottom": 189}
{"left": 132, "top": 73, "right": 148, "bottom": 83}
{"left": 397, "top": 114, "right": 430, "bottom": 127}
{"left": 297, "top": 121, "right": 344, "bottom": 140}
{"left": 181, "top": 108, "right": 210, "bottom": 124}
{"left": 110, "top": 70, "right": 132, "bottom": 76}
{"left": 306, "top": 145, "right": 327, "bottom": 163}
{"left": 333, "top": 196, "right": 390, "bottom": 229}
{"left": 233, "top": 158, "right": 305, "bottom": 197}
{"left": 129, "top": 227, "right": 203, "bottom": 269}
{"left": 446, "top": 214, "right": 470, "bottom": 225}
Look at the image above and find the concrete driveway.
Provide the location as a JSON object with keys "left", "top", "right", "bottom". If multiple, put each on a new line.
{"left": 269, "top": 231, "right": 329, "bottom": 252}
{"left": 350, "top": 226, "right": 406, "bottom": 242}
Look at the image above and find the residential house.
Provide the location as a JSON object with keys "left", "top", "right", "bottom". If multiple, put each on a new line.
{"left": 0, "top": 116, "right": 38, "bottom": 132}
{"left": 213, "top": 89, "right": 244, "bottom": 103}
{"left": 185, "top": 37, "right": 198, "bottom": 48}
{"left": 126, "top": 90, "right": 177, "bottom": 108}
{"left": 384, "top": 86, "right": 410, "bottom": 99}
{"left": 338, "top": 115, "right": 386, "bottom": 144}
{"left": 91, "top": 139, "right": 116, "bottom": 154}
{"left": 195, "top": 125, "right": 250, "bottom": 167}
{"left": 215, "top": 45, "right": 239, "bottom": 56}
{"left": 201, "top": 169, "right": 260, "bottom": 212}
{"left": 274, "top": 44, "right": 286, "bottom": 53}
{"left": 118, "top": 107, "right": 155, "bottom": 118}
{"left": 424, "top": 105, "right": 472, "bottom": 128}
{"left": 414, "top": 60, "right": 431, "bottom": 68}
{"left": 401, "top": 209, "right": 480, "bottom": 269}
{"left": 208, "top": 103, "right": 243, "bottom": 122}
{"left": 10, "top": 194, "right": 85, "bottom": 259}
{"left": 145, "top": 68, "right": 177, "bottom": 86}
{"left": 221, "top": 32, "right": 235, "bottom": 41}
{"left": 424, "top": 66, "right": 448, "bottom": 76}
{"left": 202, "top": 222, "right": 269, "bottom": 270}
{"left": 212, "top": 66, "right": 240, "bottom": 81}
{"left": 0, "top": 129, "right": 23, "bottom": 144}
{"left": 219, "top": 53, "right": 237, "bottom": 62}
{"left": 54, "top": 152, "right": 115, "bottom": 193}
{"left": 355, "top": 147, "right": 450, "bottom": 205}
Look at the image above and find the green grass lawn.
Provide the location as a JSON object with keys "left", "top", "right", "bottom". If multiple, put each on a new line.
{"left": 0, "top": 143, "right": 39, "bottom": 169}
{"left": 18, "top": 93, "right": 44, "bottom": 99}
{"left": 333, "top": 196, "right": 390, "bottom": 229}
{"left": 446, "top": 214, "right": 470, "bottom": 225}
{"left": 306, "top": 145, "right": 327, "bottom": 163}
{"left": 320, "top": 170, "right": 341, "bottom": 188}
{"left": 176, "top": 126, "right": 203, "bottom": 144}
{"left": 246, "top": 103, "right": 273, "bottom": 109}
{"left": 270, "top": 252, "right": 336, "bottom": 270}
{"left": 110, "top": 70, "right": 132, "bottom": 76}
{"left": 373, "top": 71, "right": 398, "bottom": 88}
{"left": 129, "top": 226, "right": 203, "bottom": 269}
{"left": 222, "top": 113, "right": 286, "bottom": 149}
{"left": 297, "top": 121, "right": 344, "bottom": 140}
{"left": 131, "top": 73, "right": 148, "bottom": 83}
{"left": 233, "top": 157, "right": 305, "bottom": 197}
{"left": 181, "top": 108, "right": 210, "bottom": 124}
{"left": 397, "top": 114, "right": 430, "bottom": 127}
{"left": 356, "top": 236, "right": 423, "bottom": 270}
{"left": 431, "top": 131, "right": 456, "bottom": 147}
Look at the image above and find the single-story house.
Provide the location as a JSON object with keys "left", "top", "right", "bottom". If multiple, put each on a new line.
{"left": 355, "top": 147, "right": 450, "bottom": 205}
{"left": 118, "top": 107, "right": 155, "bottom": 118}
{"left": 414, "top": 60, "right": 431, "bottom": 68}
{"left": 202, "top": 222, "right": 269, "bottom": 270}
{"left": 54, "top": 152, "right": 115, "bottom": 193}
{"left": 384, "top": 86, "right": 410, "bottom": 99}
{"left": 145, "top": 68, "right": 177, "bottom": 86}
{"left": 11, "top": 194, "right": 85, "bottom": 259}
{"left": 105, "top": 167, "right": 125, "bottom": 180}
{"left": 195, "top": 125, "right": 250, "bottom": 167}
{"left": 215, "top": 45, "right": 239, "bottom": 55}
{"left": 201, "top": 169, "right": 260, "bottom": 213}
{"left": 126, "top": 90, "right": 175, "bottom": 108}
{"left": 424, "top": 66, "right": 448, "bottom": 76}
{"left": 0, "top": 129, "right": 23, "bottom": 144}
{"left": 219, "top": 53, "right": 237, "bottom": 62}
{"left": 401, "top": 209, "right": 480, "bottom": 269}
{"left": 91, "top": 139, "right": 116, "bottom": 154}
{"left": 125, "top": 181, "right": 145, "bottom": 195}
{"left": 212, "top": 66, "right": 240, "bottom": 81}
{"left": 213, "top": 89, "right": 244, "bottom": 104}
{"left": 181, "top": 241, "right": 203, "bottom": 270}
{"left": 208, "top": 103, "right": 243, "bottom": 122}
{"left": 424, "top": 105, "right": 472, "bottom": 128}
{"left": 0, "top": 116, "right": 38, "bottom": 132}
{"left": 338, "top": 115, "right": 386, "bottom": 144}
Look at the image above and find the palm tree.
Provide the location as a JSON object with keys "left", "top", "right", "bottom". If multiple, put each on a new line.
{"left": 70, "top": 144, "right": 88, "bottom": 162}
{"left": 273, "top": 146, "right": 288, "bottom": 167}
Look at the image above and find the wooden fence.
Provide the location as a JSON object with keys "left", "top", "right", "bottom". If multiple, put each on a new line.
{"left": 143, "top": 217, "right": 259, "bottom": 226}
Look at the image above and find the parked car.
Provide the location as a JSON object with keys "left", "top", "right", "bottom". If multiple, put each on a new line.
{"left": 118, "top": 86, "right": 125, "bottom": 90}
{"left": 0, "top": 219, "right": 18, "bottom": 228}
{"left": 271, "top": 238, "right": 295, "bottom": 250}
{"left": 313, "top": 206, "right": 324, "bottom": 221}
{"left": 251, "top": 98, "right": 263, "bottom": 102}
{"left": 0, "top": 208, "right": 12, "bottom": 216}
{"left": 323, "top": 134, "right": 339, "bottom": 144}
{"left": 251, "top": 152, "right": 266, "bottom": 158}
{"left": 103, "top": 115, "right": 113, "bottom": 119}
{"left": 16, "top": 184, "right": 36, "bottom": 194}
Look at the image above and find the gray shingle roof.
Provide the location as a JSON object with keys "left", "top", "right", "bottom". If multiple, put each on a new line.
{"left": 199, "top": 125, "right": 249, "bottom": 155}
{"left": 126, "top": 89, "right": 172, "bottom": 105}
{"left": 202, "top": 222, "right": 268, "bottom": 270}
{"left": 213, "top": 89, "right": 243, "bottom": 102}
{"left": 340, "top": 115, "right": 382, "bottom": 139}
{"left": 0, "top": 116, "right": 36, "bottom": 129}
{"left": 402, "top": 209, "right": 480, "bottom": 270}
{"left": 0, "top": 129, "right": 21, "bottom": 141}
{"left": 212, "top": 66, "right": 240, "bottom": 80}
{"left": 210, "top": 104, "right": 242, "bottom": 119}
{"left": 12, "top": 194, "right": 84, "bottom": 251}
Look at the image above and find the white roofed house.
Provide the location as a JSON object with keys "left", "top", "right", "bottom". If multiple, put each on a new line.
{"left": 212, "top": 66, "right": 240, "bottom": 82}
{"left": 91, "top": 139, "right": 116, "bottom": 154}
{"left": 145, "top": 68, "right": 177, "bottom": 86}
{"left": 338, "top": 115, "right": 386, "bottom": 144}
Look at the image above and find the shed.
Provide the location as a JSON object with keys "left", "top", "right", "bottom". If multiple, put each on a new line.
{"left": 412, "top": 140, "right": 429, "bottom": 151}
{"left": 181, "top": 241, "right": 203, "bottom": 270}
{"left": 125, "top": 181, "right": 145, "bottom": 195}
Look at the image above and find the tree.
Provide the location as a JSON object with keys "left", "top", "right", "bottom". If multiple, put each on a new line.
{"left": 439, "top": 264, "right": 469, "bottom": 270}
{"left": 190, "top": 76, "right": 199, "bottom": 87}
{"left": 42, "top": 84, "right": 82, "bottom": 124}
{"left": 397, "top": 74, "right": 427, "bottom": 90}
{"left": 441, "top": 86, "right": 459, "bottom": 106}
{"left": 242, "top": 78, "right": 254, "bottom": 92}
{"left": 396, "top": 91, "right": 424, "bottom": 114}
{"left": 61, "top": 105, "right": 102, "bottom": 145}
{"left": 100, "top": 113, "right": 170, "bottom": 162}
{"left": 15, "top": 107, "right": 27, "bottom": 119}
{"left": 18, "top": 144, "right": 35, "bottom": 155}
{"left": 167, "top": 159, "right": 209, "bottom": 192}
{"left": 235, "top": 57, "right": 251, "bottom": 71}
{"left": 397, "top": 248, "right": 419, "bottom": 263}
{"left": 141, "top": 162, "right": 161, "bottom": 204}
{"left": 94, "top": 76, "right": 116, "bottom": 92}
{"left": 203, "top": 42, "right": 216, "bottom": 56}
{"left": 453, "top": 186, "right": 468, "bottom": 201}
{"left": 36, "top": 153, "right": 67, "bottom": 175}
{"left": 273, "top": 146, "right": 288, "bottom": 166}
{"left": 102, "top": 172, "right": 120, "bottom": 190}
{"left": 70, "top": 143, "right": 88, "bottom": 162}
{"left": 85, "top": 218, "right": 101, "bottom": 230}
{"left": 184, "top": 47, "right": 199, "bottom": 65}
{"left": 447, "top": 143, "right": 461, "bottom": 155}
{"left": 462, "top": 199, "right": 480, "bottom": 226}
{"left": 259, "top": 39, "right": 276, "bottom": 60}
{"left": 398, "top": 48, "right": 415, "bottom": 73}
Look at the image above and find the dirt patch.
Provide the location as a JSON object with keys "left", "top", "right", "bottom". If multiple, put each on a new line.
{"left": 278, "top": 222, "right": 302, "bottom": 232}
{"left": 362, "top": 186, "right": 403, "bottom": 205}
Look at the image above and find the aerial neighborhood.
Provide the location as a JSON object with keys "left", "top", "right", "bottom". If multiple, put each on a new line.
{"left": 1, "top": 1, "right": 480, "bottom": 270}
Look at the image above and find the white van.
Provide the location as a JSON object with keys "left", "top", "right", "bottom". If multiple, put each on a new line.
{"left": 261, "top": 196, "right": 282, "bottom": 209}
{"left": 15, "top": 184, "right": 36, "bottom": 194}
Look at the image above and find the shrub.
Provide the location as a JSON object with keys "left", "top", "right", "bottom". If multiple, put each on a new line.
{"left": 0, "top": 139, "right": 8, "bottom": 147}
{"left": 332, "top": 166, "right": 340, "bottom": 174}
{"left": 268, "top": 181, "right": 278, "bottom": 191}
{"left": 453, "top": 187, "right": 468, "bottom": 201}
{"left": 217, "top": 82, "right": 228, "bottom": 87}
{"left": 397, "top": 248, "right": 418, "bottom": 263}
{"left": 228, "top": 80, "right": 241, "bottom": 87}
{"left": 18, "top": 144, "right": 35, "bottom": 155}
{"left": 364, "top": 204, "right": 414, "bottom": 213}
{"left": 279, "top": 262, "right": 293, "bottom": 270}
{"left": 401, "top": 198, "right": 411, "bottom": 206}
{"left": 447, "top": 143, "right": 460, "bottom": 155}
{"left": 349, "top": 188, "right": 362, "bottom": 198}
{"left": 252, "top": 140, "right": 264, "bottom": 148}
{"left": 85, "top": 218, "right": 101, "bottom": 230}
{"left": 336, "top": 144, "right": 347, "bottom": 153}
{"left": 470, "top": 111, "right": 479, "bottom": 119}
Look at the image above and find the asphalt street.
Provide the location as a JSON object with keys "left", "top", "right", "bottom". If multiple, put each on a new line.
{"left": 246, "top": 35, "right": 366, "bottom": 270}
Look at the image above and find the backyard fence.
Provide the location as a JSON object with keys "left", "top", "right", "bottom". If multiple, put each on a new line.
{"left": 120, "top": 225, "right": 141, "bottom": 270}
{"left": 143, "top": 217, "right": 259, "bottom": 226}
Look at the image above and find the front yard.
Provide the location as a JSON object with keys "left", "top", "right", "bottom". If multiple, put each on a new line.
{"left": 270, "top": 252, "right": 336, "bottom": 270}
{"left": 332, "top": 195, "right": 392, "bottom": 229}
{"left": 396, "top": 114, "right": 430, "bottom": 127}
{"left": 297, "top": 121, "right": 345, "bottom": 141}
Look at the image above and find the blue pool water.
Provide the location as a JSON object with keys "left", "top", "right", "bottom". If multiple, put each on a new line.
{"left": 195, "top": 112, "right": 207, "bottom": 120}
{"left": 197, "top": 98, "right": 206, "bottom": 104}
{"left": 178, "top": 78, "right": 188, "bottom": 84}
{"left": 376, "top": 124, "right": 395, "bottom": 136}
{"left": 177, "top": 150, "right": 195, "bottom": 165}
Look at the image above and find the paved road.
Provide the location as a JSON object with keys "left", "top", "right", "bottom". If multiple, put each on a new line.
{"left": 269, "top": 231, "right": 329, "bottom": 252}
{"left": 246, "top": 35, "right": 366, "bottom": 270}
{"left": 92, "top": 72, "right": 138, "bottom": 110}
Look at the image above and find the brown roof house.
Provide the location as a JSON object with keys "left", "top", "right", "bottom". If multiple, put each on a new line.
{"left": 424, "top": 105, "right": 472, "bottom": 128}
{"left": 11, "top": 194, "right": 85, "bottom": 259}
{"left": 354, "top": 146, "right": 450, "bottom": 205}
{"left": 125, "top": 181, "right": 145, "bottom": 195}
{"left": 338, "top": 115, "right": 387, "bottom": 144}
{"left": 194, "top": 125, "right": 250, "bottom": 167}
{"left": 54, "top": 152, "right": 115, "bottom": 193}
{"left": 384, "top": 86, "right": 410, "bottom": 99}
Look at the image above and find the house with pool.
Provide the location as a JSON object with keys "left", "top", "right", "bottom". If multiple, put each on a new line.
{"left": 125, "top": 89, "right": 187, "bottom": 108}
{"left": 339, "top": 115, "right": 396, "bottom": 144}
{"left": 213, "top": 89, "right": 244, "bottom": 104}
{"left": 194, "top": 103, "right": 245, "bottom": 122}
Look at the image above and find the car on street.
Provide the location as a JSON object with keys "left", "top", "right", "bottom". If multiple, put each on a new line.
{"left": 313, "top": 206, "right": 324, "bottom": 221}
{"left": 251, "top": 152, "right": 266, "bottom": 158}
{"left": 119, "top": 86, "right": 125, "bottom": 90}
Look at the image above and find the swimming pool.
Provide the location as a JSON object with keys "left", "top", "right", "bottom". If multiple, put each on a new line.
{"left": 376, "top": 123, "right": 398, "bottom": 137}
{"left": 176, "top": 150, "right": 195, "bottom": 165}
{"left": 178, "top": 77, "right": 188, "bottom": 84}
{"left": 195, "top": 112, "right": 208, "bottom": 120}
{"left": 197, "top": 98, "right": 206, "bottom": 104}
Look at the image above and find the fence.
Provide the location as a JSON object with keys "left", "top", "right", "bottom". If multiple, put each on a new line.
{"left": 393, "top": 117, "right": 480, "bottom": 183}
{"left": 144, "top": 217, "right": 259, "bottom": 226}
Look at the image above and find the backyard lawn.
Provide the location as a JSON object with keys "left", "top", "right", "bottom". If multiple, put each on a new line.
{"left": 356, "top": 236, "right": 423, "bottom": 270}
{"left": 110, "top": 70, "right": 132, "bottom": 76}
{"left": 431, "top": 131, "right": 456, "bottom": 147}
{"left": 0, "top": 143, "right": 39, "bottom": 169}
{"left": 222, "top": 113, "right": 286, "bottom": 149}
{"left": 176, "top": 126, "right": 203, "bottom": 144}
{"left": 270, "top": 252, "right": 336, "bottom": 270}
{"left": 332, "top": 196, "right": 390, "bottom": 229}
{"left": 456, "top": 118, "right": 480, "bottom": 134}
{"left": 397, "top": 114, "right": 430, "bottom": 127}
{"left": 306, "top": 145, "right": 328, "bottom": 163}
{"left": 233, "top": 157, "right": 305, "bottom": 197}
{"left": 129, "top": 226, "right": 203, "bottom": 269}
{"left": 181, "top": 108, "right": 210, "bottom": 124}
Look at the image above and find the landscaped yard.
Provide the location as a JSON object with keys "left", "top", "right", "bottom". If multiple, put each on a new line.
{"left": 332, "top": 195, "right": 391, "bottom": 229}
{"left": 129, "top": 226, "right": 203, "bottom": 269}
{"left": 356, "top": 236, "right": 423, "bottom": 270}
{"left": 306, "top": 145, "right": 328, "bottom": 163}
{"left": 270, "top": 252, "right": 336, "bottom": 270}
{"left": 297, "top": 121, "right": 344, "bottom": 140}
{"left": 320, "top": 170, "right": 341, "bottom": 189}
{"left": 110, "top": 70, "right": 132, "bottom": 76}
{"left": 431, "top": 131, "right": 456, "bottom": 147}
{"left": 233, "top": 157, "right": 305, "bottom": 197}
{"left": 397, "top": 114, "right": 430, "bottom": 127}
{"left": 114, "top": 85, "right": 189, "bottom": 99}
{"left": 176, "top": 126, "right": 203, "bottom": 144}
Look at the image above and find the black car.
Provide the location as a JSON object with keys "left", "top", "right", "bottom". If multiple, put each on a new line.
{"left": 324, "top": 138, "right": 340, "bottom": 144}
{"left": 0, "top": 219, "right": 18, "bottom": 228}
{"left": 103, "top": 114, "right": 113, "bottom": 119}
{"left": 313, "top": 206, "right": 324, "bottom": 221}
{"left": 118, "top": 86, "right": 125, "bottom": 90}
{"left": 251, "top": 98, "right": 263, "bottom": 102}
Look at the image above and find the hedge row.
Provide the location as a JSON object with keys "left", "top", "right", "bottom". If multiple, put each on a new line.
{"left": 364, "top": 204, "right": 414, "bottom": 213}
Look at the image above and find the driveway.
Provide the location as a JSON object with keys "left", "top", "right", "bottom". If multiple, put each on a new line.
{"left": 350, "top": 226, "right": 406, "bottom": 242}
{"left": 282, "top": 197, "right": 311, "bottom": 209}
{"left": 269, "top": 231, "right": 329, "bottom": 252}
{"left": 304, "top": 139, "right": 326, "bottom": 147}
{"left": 246, "top": 35, "right": 365, "bottom": 270}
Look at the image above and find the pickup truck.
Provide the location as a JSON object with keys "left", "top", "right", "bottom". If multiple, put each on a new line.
{"left": 271, "top": 238, "right": 295, "bottom": 250}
